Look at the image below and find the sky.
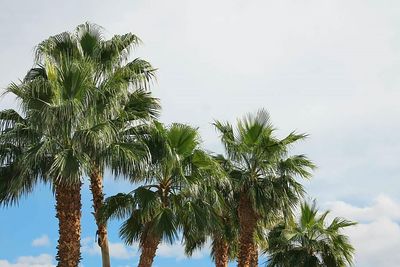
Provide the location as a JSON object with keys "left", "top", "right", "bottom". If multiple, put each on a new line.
{"left": 0, "top": 0, "right": 399, "bottom": 266}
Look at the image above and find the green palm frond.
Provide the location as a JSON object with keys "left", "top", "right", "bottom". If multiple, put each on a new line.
{"left": 0, "top": 24, "right": 159, "bottom": 223}
{"left": 100, "top": 193, "right": 136, "bottom": 222}
{"left": 102, "top": 122, "right": 226, "bottom": 255}
{"left": 100, "top": 33, "right": 141, "bottom": 68}
{"left": 149, "top": 207, "right": 179, "bottom": 244}
{"left": 119, "top": 211, "right": 144, "bottom": 245}
{"left": 0, "top": 109, "right": 25, "bottom": 131}
{"left": 267, "top": 201, "right": 356, "bottom": 267}
{"left": 35, "top": 31, "right": 81, "bottom": 63}
{"left": 75, "top": 22, "right": 104, "bottom": 58}
{"left": 215, "top": 109, "right": 315, "bottom": 217}
{"left": 0, "top": 163, "right": 42, "bottom": 206}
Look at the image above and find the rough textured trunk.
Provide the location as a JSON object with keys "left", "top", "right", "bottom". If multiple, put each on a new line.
{"left": 138, "top": 235, "right": 160, "bottom": 267}
{"left": 249, "top": 243, "right": 258, "bottom": 267}
{"left": 214, "top": 237, "right": 229, "bottom": 267}
{"left": 55, "top": 182, "right": 82, "bottom": 267}
{"left": 89, "top": 166, "right": 111, "bottom": 267}
{"left": 237, "top": 193, "right": 258, "bottom": 267}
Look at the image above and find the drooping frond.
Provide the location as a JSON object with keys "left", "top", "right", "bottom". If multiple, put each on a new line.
{"left": 100, "top": 33, "right": 141, "bottom": 67}
{"left": 100, "top": 193, "right": 136, "bottom": 222}
{"left": 35, "top": 31, "right": 81, "bottom": 63}
{"left": 76, "top": 22, "right": 104, "bottom": 58}
{"left": 0, "top": 109, "right": 25, "bottom": 131}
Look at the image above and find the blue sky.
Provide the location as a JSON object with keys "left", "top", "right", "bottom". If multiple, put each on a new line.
{"left": 1, "top": 0, "right": 400, "bottom": 266}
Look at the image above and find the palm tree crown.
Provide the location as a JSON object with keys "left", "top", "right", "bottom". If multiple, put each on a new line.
{"left": 267, "top": 201, "right": 356, "bottom": 267}
{"left": 214, "top": 109, "right": 315, "bottom": 267}
{"left": 101, "top": 122, "right": 225, "bottom": 267}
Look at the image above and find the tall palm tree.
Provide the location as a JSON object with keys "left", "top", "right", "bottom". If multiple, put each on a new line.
{"left": 101, "top": 122, "right": 224, "bottom": 267}
{"left": 0, "top": 24, "right": 157, "bottom": 267}
{"left": 1, "top": 47, "right": 95, "bottom": 266}
{"left": 214, "top": 109, "right": 315, "bottom": 267}
{"left": 88, "top": 90, "right": 159, "bottom": 267}
{"left": 72, "top": 23, "right": 158, "bottom": 267}
{"left": 267, "top": 202, "right": 356, "bottom": 267}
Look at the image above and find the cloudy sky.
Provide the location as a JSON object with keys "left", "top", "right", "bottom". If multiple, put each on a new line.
{"left": 0, "top": 0, "right": 399, "bottom": 266}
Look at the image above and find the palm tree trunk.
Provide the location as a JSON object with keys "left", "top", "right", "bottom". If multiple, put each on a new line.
{"left": 214, "top": 237, "right": 229, "bottom": 267}
{"left": 237, "top": 193, "right": 258, "bottom": 267}
{"left": 138, "top": 235, "right": 160, "bottom": 267}
{"left": 250, "top": 243, "right": 258, "bottom": 267}
{"left": 55, "top": 182, "right": 82, "bottom": 267}
{"left": 89, "top": 165, "right": 111, "bottom": 267}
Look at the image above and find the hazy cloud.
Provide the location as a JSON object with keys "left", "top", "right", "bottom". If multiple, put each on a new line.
{"left": 82, "top": 237, "right": 209, "bottom": 261}
{"left": 327, "top": 195, "right": 400, "bottom": 267}
{"left": 157, "top": 241, "right": 209, "bottom": 260}
{"left": 31, "top": 235, "right": 50, "bottom": 248}
{"left": 0, "top": 254, "right": 55, "bottom": 267}
{"left": 82, "top": 237, "right": 136, "bottom": 260}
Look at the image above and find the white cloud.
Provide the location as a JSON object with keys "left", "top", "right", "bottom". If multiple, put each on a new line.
{"left": 157, "top": 241, "right": 209, "bottom": 260}
{"left": 81, "top": 237, "right": 136, "bottom": 260}
{"left": 82, "top": 236, "right": 209, "bottom": 261}
{"left": 108, "top": 243, "right": 136, "bottom": 260}
{"left": 31, "top": 235, "right": 50, "bottom": 247}
{"left": 0, "top": 254, "right": 55, "bottom": 267}
{"left": 328, "top": 195, "right": 400, "bottom": 222}
{"left": 327, "top": 195, "right": 400, "bottom": 267}
{"left": 346, "top": 218, "right": 400, "bottom": 267}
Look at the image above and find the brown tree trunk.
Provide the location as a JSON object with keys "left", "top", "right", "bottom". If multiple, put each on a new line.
{"left": 214, "top": 237, "right": 229, "bottom": 267}
{"left": 138, "top": 235, "right": 160, "bottom": 267}
{"left": 89, "top": 166, "right": 111, "bottom": 267}
{"left": 55, "top": 182, "right": 82, "bottom": 267}
{"left": 250, "top": 243, "right": 258, "bottom": 267}
{"left": 237, "top": 193, "right": 258, "bottom": 267}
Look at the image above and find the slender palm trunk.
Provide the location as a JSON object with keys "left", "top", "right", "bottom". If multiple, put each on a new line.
{"left": 249, "top": 243, "right": 258, "bottom": 267}
{"left": 89, "top": 165, "right": 111, "bottom": 267}
{"left": 55, "top": 182, "right": 82, "bottom": 267}
{"left": 214, "top": 237, "right": 229, "bottom": 267}
{"left": 237, "top": 193, "right": 258, "bottom": 267}
{"left": 138, "top": 235, "right": 160, "bottom": 267}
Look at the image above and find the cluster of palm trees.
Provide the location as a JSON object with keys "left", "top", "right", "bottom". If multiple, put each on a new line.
{"left": 0, "top": 23, "right": 356, "bottom": 267}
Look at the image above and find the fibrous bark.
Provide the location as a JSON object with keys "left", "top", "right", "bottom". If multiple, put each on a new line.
{"left": 214, "top": 237, "right": 229, "bottom": 267}
{"left": 89, "top": 166, "right": 111, "bottom": 267}
{"left": 138, "top": 235, "right": 160, "bottom": 267}
{"left": 250, "top": 243, "right": 258, "bottom": 267}
{"left": 55, "top": 182, "right": 82, "bottom": 267}
{"left": 237, "top": 193, "right": 258, "bottom": 267}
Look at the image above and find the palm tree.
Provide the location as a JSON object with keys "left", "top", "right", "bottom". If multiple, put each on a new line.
{"left": 214, "top": 109, "right": 315, "bottom": 267}
{"left": 72, "top": 23, "right": 158, "bottom": 267}
{"left": 184, "top": 154, "right": 274, "bottom": 267}
{"left": 88, "top": 90, "right": 159, "bottom": 267}
{"left": 0, "top": 24, "right": 157, "bottom": 267}
{"left": 267, "top": 201, "right": 356, "bottom": 267}
{"left": 101, "top": 122, "right": 224, "bottom": 267}
{"left": 184, "top": 154, "right": 238, "bottom": 267}
{"left": 0, "top": 46, "right": 94, "bottom": 266}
